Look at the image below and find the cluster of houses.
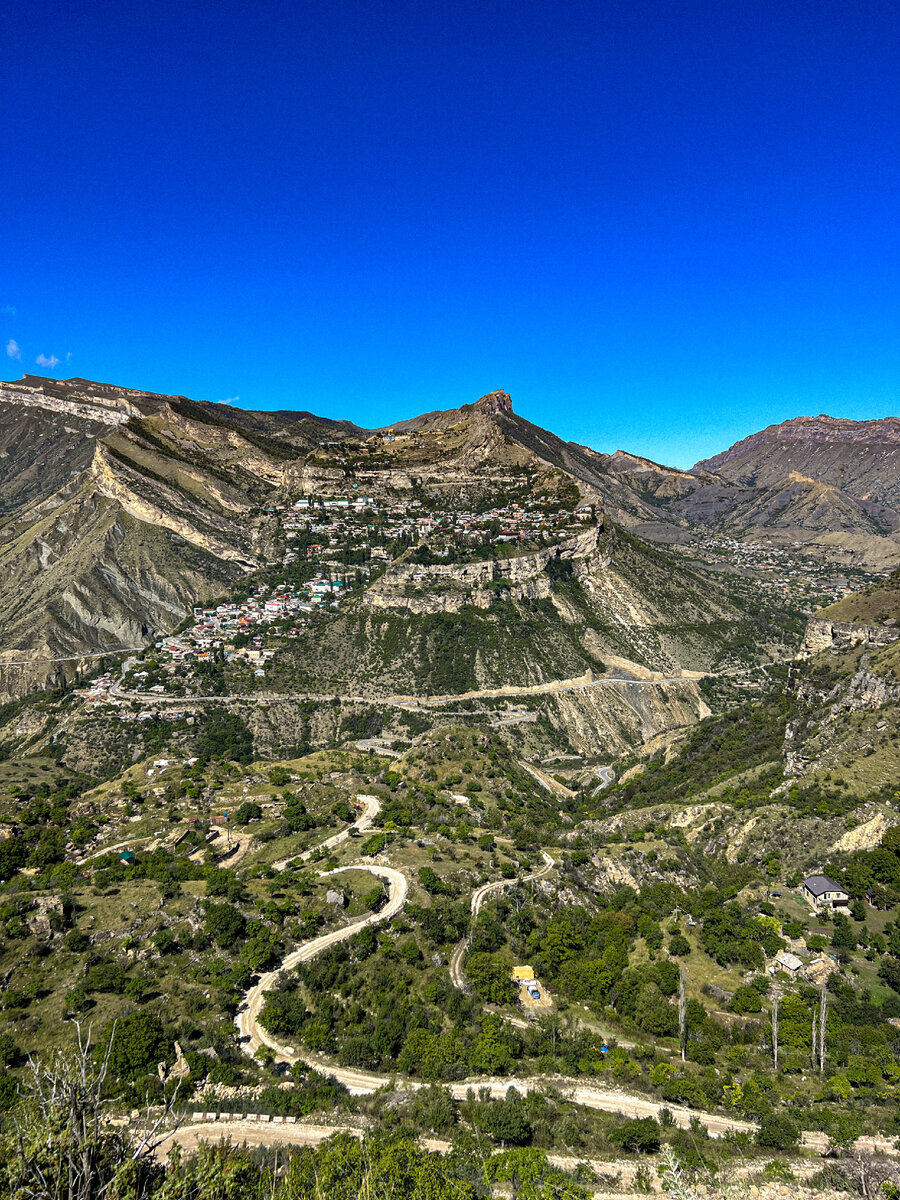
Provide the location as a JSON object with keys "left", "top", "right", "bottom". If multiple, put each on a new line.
{"left": 683, "top": 537, "right": 880, "bottom": 610}
{"left": 764, "top": 874, "right": 852, "bottom": 985}
{"left": 272, "top": 493, "right": 591, "bottom": 567}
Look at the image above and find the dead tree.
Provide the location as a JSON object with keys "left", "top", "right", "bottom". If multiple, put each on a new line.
{"left": 8, "top": 1022, "right": 181, "bottom": 1200}
{"left": 819, "top": 986, "right": 828, "bottom": 1072}
{"left": 770, "top": 985, "right": 780, "bottom": 1070}
{"left": 678, "top": 969, "right": 687, "bottom": 1063}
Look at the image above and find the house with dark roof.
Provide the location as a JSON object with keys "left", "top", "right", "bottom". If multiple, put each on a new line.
{"left": 802, "top": 874, "right": 849, "bottom": 909}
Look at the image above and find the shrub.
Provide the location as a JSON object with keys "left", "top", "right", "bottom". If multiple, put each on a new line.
{"left": 204, "top": 903, "right": 247, "bottom": 949}
{"left": 612, "top": 1117, "right": 660, "bottom": 1154}
{"left": 756, "top": 1113, "right": 799, "bottom": 1151}
{"left": 729, "top": 985, "right": 763, "bottom": 1014}
{"left": 233, "top": 801, "right": 262, "bottom": 824}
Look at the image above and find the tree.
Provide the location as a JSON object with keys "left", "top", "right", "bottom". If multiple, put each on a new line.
{"left": 259, "top": 990, "right": 307, "bottom": 1037}
{"left": 484, "top": 1148, "right": 589, "bottom": 1199}
{"left": 465, "top": 953, "right": 517, "bottom": 1006}
{"left": 107, "top": 1011, "right": 169, "bottom": 1078}
{"left": 156, "top": 1142, "right": 262, "bottom": 1200}
{"left": 481, "top": 1097, "right": 533, "bottom": 1146}
{"left": 204, "top": 902, "right": 247, "bottom": 949}
{"left": 729, "top": 985, "right": 763, "bottom": 1014}
{"left": 612, "top": 1117, "right": 661, "bottom": 1153}
{"left": 0, "top": 1024, "right": 177, "bottom": 1200}
{"left": 233, "top": 801, "right": 262, "bottom": 824}
{"left": 756, "top": 1113, "right": 799, "bottom": 1151}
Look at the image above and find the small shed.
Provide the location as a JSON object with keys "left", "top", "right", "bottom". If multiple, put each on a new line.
{"left": 774, "top": 950, "right": 803, "bottom": 973}
{"left": 119, "top": 850, "right": 136, "bottom": 865}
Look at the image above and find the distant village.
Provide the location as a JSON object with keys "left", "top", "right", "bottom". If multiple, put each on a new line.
{"left": 76, "top": 491, "right": 590, "bottom": 705}
{"left": 680, "top": 536, "right": 883, "bottom": 612}
{"left": 74, "top": 494, "right": 882, "bottom": 711}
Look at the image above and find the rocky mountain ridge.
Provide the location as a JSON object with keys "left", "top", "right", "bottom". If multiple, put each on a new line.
{"left": 0, "top": 374, "right": 893, "bottom": 704}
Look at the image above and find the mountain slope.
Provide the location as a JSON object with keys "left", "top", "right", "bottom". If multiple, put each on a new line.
{"left": 581, "top": 415, "right": 900, "bottom": 566}
{"left": 0, "top": 379, "right": 871, "bottom": 703}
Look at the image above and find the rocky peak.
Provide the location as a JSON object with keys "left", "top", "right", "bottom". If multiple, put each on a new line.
{"left": 473, "top": 390, "right": 512, "bottom": 417}
{"left": 695, "top": 414, "right": 900, "bottom": 476}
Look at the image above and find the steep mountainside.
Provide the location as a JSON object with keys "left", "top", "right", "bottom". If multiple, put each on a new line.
{"left": 0, "top": 377, "right": 877, "bottom": 704}
{"left": 577, "top": 415, "right": 900, "bottom": 567}
{"left": 0, "top": 375, "right": 169, "bottom": 517}
{"left": 695, "top": 414, "right": 900, "bottom": 499}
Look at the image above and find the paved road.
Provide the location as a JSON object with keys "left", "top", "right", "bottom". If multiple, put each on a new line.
{"left": 449, "top": 852, "right": 555, "bottom": 991}
{"left": 270, "top": 794, "right": 381, "bottom": 872}
{"left": 236, "top": 864, "right": 408, "bottom": 1063}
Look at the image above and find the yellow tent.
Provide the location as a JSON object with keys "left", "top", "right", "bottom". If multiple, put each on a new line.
{"left": 512, "top": 965, "right": 535, "bottom": 982}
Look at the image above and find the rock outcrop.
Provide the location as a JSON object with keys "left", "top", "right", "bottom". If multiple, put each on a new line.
{"left": 800, "top": 617, "right": 900, "bottom": 656}
{"left": 364, "top": 526, "right": 605, "bottom": 615}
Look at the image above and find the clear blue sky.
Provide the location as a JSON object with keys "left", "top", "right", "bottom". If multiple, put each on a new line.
{"left": 3, "top": 0, "right": 899, "bottom": 467}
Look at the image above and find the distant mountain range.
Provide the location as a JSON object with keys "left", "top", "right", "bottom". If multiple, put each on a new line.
{"left": 0, "top": 373, "right": 897, "bottom": 698}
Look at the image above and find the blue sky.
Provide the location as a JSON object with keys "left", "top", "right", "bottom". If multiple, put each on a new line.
{"left": 2, "top": 0, "right": 899, "bottom": 467}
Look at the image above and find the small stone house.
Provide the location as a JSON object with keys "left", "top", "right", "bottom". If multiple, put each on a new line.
{"left": 774, "top": 950, "right": 803, "bottom": 974}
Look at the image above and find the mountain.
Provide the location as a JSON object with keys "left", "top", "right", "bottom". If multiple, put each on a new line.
{"left": 687, "top": 415, "right": 900, "bottom": 563}
{"left": 694, "top": 413, "right": 900, "bottom": 496}
{"left": 573, "top": 415, "right": 900, "bottom": 568}
{"left": 0, "top": 378, "right": 802, "bottom": 711}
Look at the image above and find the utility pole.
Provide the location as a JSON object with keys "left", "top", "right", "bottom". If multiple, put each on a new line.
{"left": 771, "top": 985, "right": 780, "bottom": 1071}
{"left": 678, "top": 969, "right": 687, "bottom": 1063}
{"left": 811, "top": 1008, "right": 818, "bottom": 1071}
{"left": 819, "top": 987, "right": 827, "bottom": 1073}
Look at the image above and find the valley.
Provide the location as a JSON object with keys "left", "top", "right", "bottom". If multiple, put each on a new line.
{"left": 2, "top": 375, "right": 900, "bottom": 1198}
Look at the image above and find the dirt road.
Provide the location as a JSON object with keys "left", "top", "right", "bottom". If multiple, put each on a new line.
{"left": 270, "top": 794, "right": 381, "bottom": 872}
{"left": 236, "top": 863, "right": 408, "bottom": 1063}
{"left": 448, "top": 851, "right": 555, "bottom": 991}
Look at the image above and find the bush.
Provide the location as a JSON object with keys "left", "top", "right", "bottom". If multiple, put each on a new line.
{"left": 480, "top": 1098, "right": 533, "bottom": 1145}
{"left": 233, "top": 801, "right": 262, "bottom": 825}
{"left": 361, "top": 832, "right": 386, "bottom": 856}
{"left": 668, "top": 934, "right": 691, "bottom": 957}
{"left": 756, "top": 1113, "right": 800, "bottom": 1151}
{"left": 107, "top": 1011, "right": 168, "bottom": 1078}
{"left": 729, "top": 985, "right": 763, "bottom": 1014}
{"left": 204, "top": 903, "right": 247, "bottom": 949}
{"left": 612, "top": 1117, "right": 660, "bottom": 1153}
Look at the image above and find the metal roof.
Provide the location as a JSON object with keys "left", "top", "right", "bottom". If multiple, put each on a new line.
{"left": 802, "top": 875, "right": 845, "bottom": 896}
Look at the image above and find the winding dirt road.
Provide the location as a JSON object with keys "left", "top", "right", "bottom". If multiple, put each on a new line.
{"left": 270, "top": 794, "right": 381, "bottom": 872}
{"left": 449, "top": 851, "right": 556, "bottom": 992}
{"left": 236, "top": 863, "right": 408, "bottom": 1062}
{"left": 229, "top": 809, "right": 852, "bottom": 1151}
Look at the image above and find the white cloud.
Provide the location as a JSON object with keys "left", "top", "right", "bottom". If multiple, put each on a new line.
{"left": 66, "top": 351, "right": 72, "bottom": 361}
{"left": 6, "top": 339, "right": 21, "bottom": 360}
{"left": 36, "top": 353, "right": 59, "bottom": 369}
{"left": 222, "top": 396, "right": 239, "bottom": 405}
{"left": 1, "top": 305, "right": 16, "bottom": 317}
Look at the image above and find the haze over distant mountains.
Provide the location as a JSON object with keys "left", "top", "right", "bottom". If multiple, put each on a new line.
{"left": 1, "top": 373, "right": 898, "bottom": 699}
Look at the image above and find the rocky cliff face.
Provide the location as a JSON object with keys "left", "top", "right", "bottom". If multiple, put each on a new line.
{"left": 364, "top": 526, "right": 605, "bottom": 615}
{"left": 800, "top": 617, "right": 900, "bottom": 656}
